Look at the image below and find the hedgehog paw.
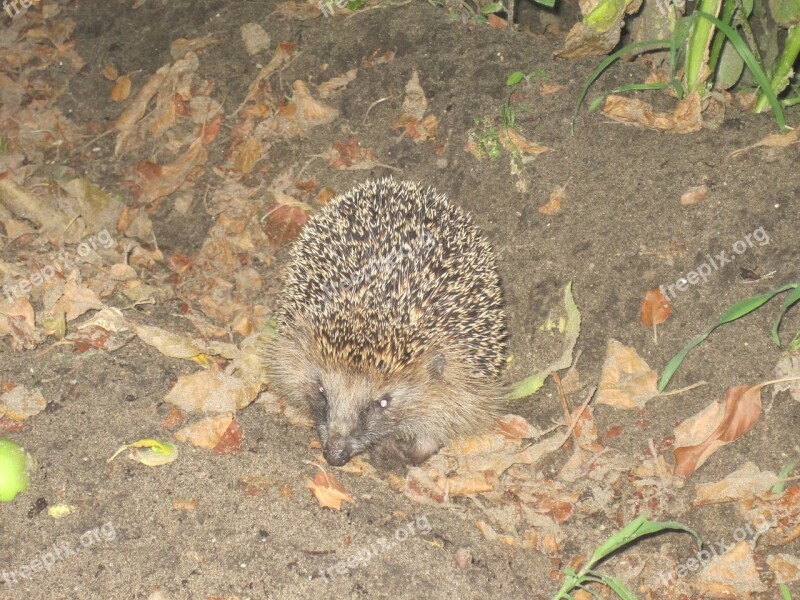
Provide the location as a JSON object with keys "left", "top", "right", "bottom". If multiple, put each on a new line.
{"left": 369, "top": 436, "right": 441, "bottom": 470}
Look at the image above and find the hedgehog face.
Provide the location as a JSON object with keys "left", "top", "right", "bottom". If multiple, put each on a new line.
{"left": 311, "top": 368, "right": 431, "bottom": 467}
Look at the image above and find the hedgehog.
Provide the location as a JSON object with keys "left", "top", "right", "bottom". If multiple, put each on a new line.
{"left": 268, "top": 177, "right": 509, "bottom": 467}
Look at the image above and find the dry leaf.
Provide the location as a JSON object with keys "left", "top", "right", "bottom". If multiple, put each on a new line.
{"left": 0, "top": 385, "right": 47, "bottom": 420}
{"left": 401, "top": 70, "right": 427, "bottom": 120}
{"left": 175, "top": 414, "right": 234, "bottom": 449}
{"left": 239, "top": 475, "right": 271, "bottom": 496}
{"left": 673, "top": 384, "right": 763, "bottom": 478}
{"left": 602, "top": 93, "right": 704, "bottom": 133}
{"left": 498, "top": 128, "right": 551, "bottom": 156}
{"left": 324, "top": 138, "right": 382, "bottom": 170}
{"left": 102, "top": 64, "right": 119, "bottom": 80}
{"left": 596, "top": 339, "right": 659, "bottom": 409}
{"left": 538, "top": 183, "right": 569, "bottom": 215}
{"left": 641, "top": 287, "right": 672, "bottom": 327}
{"left": 692, "top": 540, "right": 767, "bottom": 597}
{"left": 135, "top": 136, "right": 208, "bottom": 205}
{"left": 317, "top": 68, "right": 358, "bottom": 98}
{"left": 680, "top": 184, "right": 709, "bottom": 206}
{"left": 234, "top": 137, "right": 264, "bottom": 174}
{"left": 728, "top": 128, "right": 800, "bottom": 159}
{"left": 768, "top": 553, "right": 800, "bottom": 584}
{"left": 694, "top": 462, "right": 782, "bottom": 505}
{"left": 110, "top": 75, "right": 132, "bottom": 102}
{"left": 240, "top": 22, "right": 271, "bottom": 56}
{"left": 307, "top": 471, "right": 355, "bottom": 510}
{"left": 212, "top": 419, "right": 242, "bottom": 455}
{"left": 292, "top": 80, "right": 339, "bottom": 128}
{"left": 539, "top": 84, "right": 563, "bottom": 96}
{"left": 165, "top": 371, "right": 261, "bottom": 413}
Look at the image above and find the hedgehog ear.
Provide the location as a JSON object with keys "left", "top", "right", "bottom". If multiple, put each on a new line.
{"left": 427, "top": 352, "right": 446, "bottom": 380}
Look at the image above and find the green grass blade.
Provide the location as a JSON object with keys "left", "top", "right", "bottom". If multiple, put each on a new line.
{"left": 588, "top": 516, "right": 701, "bottom": 566}
{"left": 659, "top": 284, "right": 797, "bottom": 391}
{"left": 770, "top": 283, "right": 800, "bottom": 346}
{"left": 572, "top": 40, "right": 671, "bottom": 130}
{"left": 780, "top": 583, "right": 793, "bottom": 600}
{"left": 706, "top": 0, "right": 736, "bottom": 76}
{"left": 694, "top": 10, "right": 787, "bottom": 130}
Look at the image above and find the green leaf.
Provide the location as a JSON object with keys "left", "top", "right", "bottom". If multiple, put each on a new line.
{"left": 588, "top": 516, "right": 702, "bottom": 565}
{"left": 770, "top": 0, "right": 800, "bottom": 27}
{"left": 481, "top": 1, "right": 504, "bottom": 14}
{"left": 659, "top": 283, "right": 797, "bottom": 391}
{"left": 771, "top": 283, "right": 800, "bottom": 346}
{"left": 507, "top": 71, "right": 525, "bottom": 86}
{"left": 780, "top": 583, "right": 794, "bottom": 600}
{"left": 508, "top": 282, "right": 581, "bottom": 400}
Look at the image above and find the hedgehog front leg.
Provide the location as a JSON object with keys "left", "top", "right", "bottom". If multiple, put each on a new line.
{"left": 370, "top": 434, "right": 441, "bottom": 469}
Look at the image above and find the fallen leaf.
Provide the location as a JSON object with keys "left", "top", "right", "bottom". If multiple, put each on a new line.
{"left": 175, "top": 414, "right": 235, "bottom": 449}
{"left": 323, "top": 138, "right": 383, "bottom": 170}
{"left": 401, "top": 70, "right": 427, "bottom": 120}
{"left": 307, "top": 471, "right": 355, "bottom": 510}
{"left": 238, "top": 475, "right": 271, "bottom": 496}
{"left": 674, "top": 384, "right": 764, "bottom": 478}
{"left": 680, "top": 184, "right": 709, "bottom": 206}
{"left": 602, "top": 93, "right": 704, "bottom": 133}
{"left": 692, "top": 540, "right": 767, "bottom": 597}
{"left": 108, "top": 438, "right": 178, "bottom": 466}
{"left": 135, "top": 136, "right": 208, "bottom": 205}
{"left": 641, "top": 287, "right": 672, "bottom": 327}
{"left": 694, "top": 462, "right": 782, "bottom": 505}
{"left": 0, "top": 385, "right": 46, "bottom": 420}
{"left": 317, "top": 68, "right": 358, "bottom": 98}
{"left": 212, "top": 419, "right": 243, "bottom": 455}
{"left": 498, "top": 128, "right": 551, "bottom": 157}
{"left": 768, "top": 553, "right": 800, "bottom": 584}
{"left": 596, "top": 339, "right": 658, "bottom": 409}
{"left": 240, "top": 22, "right": 271, "bottom": 56}
{"left": 164, "top": 371, "right": 261, "bottom": 413}
{"left": 728, "top": 128, "right": 800, "bottom": 159}
{"left": 538, "top": 183, "right": 569, "bottom": 215}
{"left": 110, "top": 75, "right": 132, "bottom": 102}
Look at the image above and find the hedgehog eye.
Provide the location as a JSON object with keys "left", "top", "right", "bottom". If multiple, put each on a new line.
{"left": 317, "top": 384, "right": 328, "bottom": 404}
{"left": 375, "top": 394, "right": 391, "bottom": 410}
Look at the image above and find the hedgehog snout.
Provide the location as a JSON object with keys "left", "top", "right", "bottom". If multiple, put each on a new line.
{"left": 322, "top": 436, "right": 353, "bottom": 467}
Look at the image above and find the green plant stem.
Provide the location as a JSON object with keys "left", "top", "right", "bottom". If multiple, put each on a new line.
{"left": 755, "top": 24, "right": 800, "bottom": 113}
{"left": 685, "top": 0, "right": 723, "bottom": 93}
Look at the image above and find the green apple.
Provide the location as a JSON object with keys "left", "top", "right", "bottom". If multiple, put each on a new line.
{"left": 0, "top": 438, "right": 30, "bottom": 502}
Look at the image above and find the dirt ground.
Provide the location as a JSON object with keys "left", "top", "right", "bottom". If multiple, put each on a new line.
{"left": 1, "top": 0, "right": 799, "bottom": 599}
